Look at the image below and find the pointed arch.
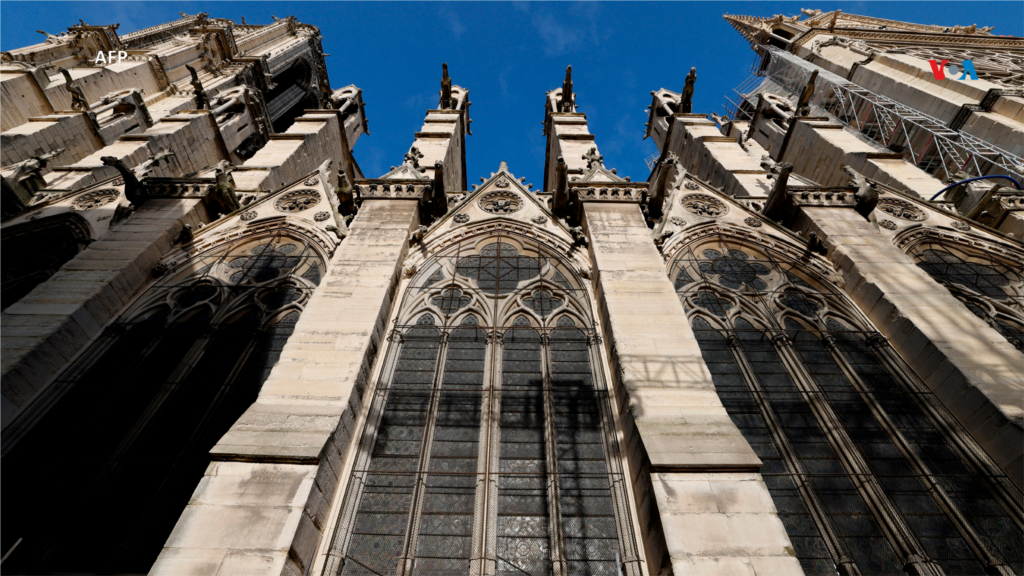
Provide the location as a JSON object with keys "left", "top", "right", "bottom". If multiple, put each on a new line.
{"left": 896, "top": 228, "right": 1024, "bottom": 351}
{"left": 670, "top": 230, "right": 1024, "bottom": 575}
{"left": 1, "top": 211, "right": 93, "bottom": 310}
{"left": 0, "top": 224, "right": 331, "bottom": 571}
{"left": 322, "top": 224, "right": 644, "bottom": 576}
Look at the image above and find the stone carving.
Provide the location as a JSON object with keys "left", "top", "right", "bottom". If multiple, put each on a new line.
{"left": 670, "top": 216, "right": 686, "bottom": 227}
{"left": 796, "top": 70, "right": 818, "bottom": 116}
{"left": 479, "top": 191, "right": 522, "bottom": 214}
{"left": 72, "top": 189, "right": 119, "bottom": 210}
{"left": 453, "top": 214, "right": 470, "bottom": 223}
{"left": 842, "top": 165, "right": 880, "bottom": 222}
{"left": 304, "top": 176, "right": 320, "bottom": 186}
{"left": 558, "top": 66, "right": 575, "bottom": 112}
{"left": 314, "top": 211, "right": 331, "bottom": 222}
{"left": 58, "top": 67, "right": 90, "bottom": 111}
{"left": 531, "top": 215, "right": 547, "bottom": 225}
{"left": 681, "top": 193, "right": 728, "bottom": 217}
{"left": 680, "top": 67, "right": 697, "bottom": 114}
{"left": 744, "top": 217, "right": 763, "bottom": 227}
{"left": 239, "top": 210, "right": 258, "bottom": 221}
{"left": 494, "top": 176, "right": 510, "bottom": 188}
{"left": 684, "top": 181, "right": 700, "bottom": 190}
{"left": 569, "top": 226, "right": 588, "bottom": 247}
{"left": 582, "top": 147, "right": 604, "bottom": 169}
{"left": 951, "top": 220, "right": 972, "bottom": 231}
{"left": 879, "top": 219, "right": 897, "bottom": 230}
{"left": 275, "top": 189, "right": 321, "bottom": 212}
{"left": 409, "top": 225, "right": 428, "bottom": 245}
{"left": 184, "top": 64, "right": 209, "bottom": 110}
{"left": 878, "top": 198, "right": 927, "bottom": 221}
{"left": 440, "top": 63, "right": 452, "bottom": 109}
{"left": 404, "top": 147, "right": 424, "bottom": 169}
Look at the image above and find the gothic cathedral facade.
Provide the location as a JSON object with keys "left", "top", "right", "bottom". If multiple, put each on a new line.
{"left": 1, "top": 9, "right": 1022, "bottom": 576}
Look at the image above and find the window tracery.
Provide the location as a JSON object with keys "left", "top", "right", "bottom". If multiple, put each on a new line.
{"left": 673, "top": 236, "right": 1023, "bottom": 575}
{"left": 912, "top": 244, "right": 1024, "bottom": 351}
{"left": 1, "top": 230, "right": 326, "bottom": 572}
{"left": 324, "top": 237, "right": 642, "bottom": 576}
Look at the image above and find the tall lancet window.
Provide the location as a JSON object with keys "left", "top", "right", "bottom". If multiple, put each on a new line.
{"left": 671, "top": 238, "right": 1023, "bottom": 576}
{"left": 325, "top": 237, "right": 643, "bottom": 576}
{"left": 910, "top": 242, "right": 1024, "bottom": 351}
{"left": 1, "top": 231, "right": 326, "bottom": 573}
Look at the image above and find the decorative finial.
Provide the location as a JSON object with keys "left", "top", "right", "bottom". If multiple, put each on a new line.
{"left": 582, "top": 147, "right": 604, "bottom": 169}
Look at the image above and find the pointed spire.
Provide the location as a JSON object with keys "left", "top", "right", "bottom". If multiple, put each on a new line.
{"left": 723, "top": 13, "right": 769, "bottom": 47}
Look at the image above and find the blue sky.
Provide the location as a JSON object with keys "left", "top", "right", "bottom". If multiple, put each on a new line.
{"left": 3, "top": 2, "right": 1021, "bottom": 187}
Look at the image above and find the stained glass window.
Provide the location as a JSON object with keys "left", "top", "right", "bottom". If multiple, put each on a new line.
{"left": 326, "top": 239, "right": 640, "bottom": 576}
{"left": 1, "top": 232, "right": 327, "bottom": 573}
{"left": 675, "top": 239, "right": 1023, "bottom": 575}
{"left": 914, "top": 247, "right": 1024, "bottom": 351}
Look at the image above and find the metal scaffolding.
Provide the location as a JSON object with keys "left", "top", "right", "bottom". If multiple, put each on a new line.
{"left": 737, "top": 46, "right": 1024, "bottom": 184}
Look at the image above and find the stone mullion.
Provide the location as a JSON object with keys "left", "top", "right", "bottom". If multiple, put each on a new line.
{"left": 819, "top": 334, "right": 1015, "bottom": 575}
{"left": 585, "top": 332, "right": 646, "bottom": 576}
{"left": 864, "top": 336, "right": 1024, "bottom": 527}
{"left": 768, "top": 332, "right": 943, "bottom": 576}
{"left": 398, "top": 329, "right": 451, "bottom": 576}
{"left": 540, "top": 332, "right": 568, "bottom": 576}
{"left": 472, "top": 331, "right": 502, "bottom": 576}
{"left": 324, "top": 329, "right": 407, "bottom": 573}
{"left": 725, "top": 334, "right": 862, "bottom": 575}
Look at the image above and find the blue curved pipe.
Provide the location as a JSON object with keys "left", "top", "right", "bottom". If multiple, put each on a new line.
{"left": 929, "top": 175, "right": 1023, "bottom": 201}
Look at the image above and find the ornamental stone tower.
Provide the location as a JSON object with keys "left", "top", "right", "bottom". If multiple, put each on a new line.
{"left": 1, "top": 8, "right": 1022, "bottom": 576}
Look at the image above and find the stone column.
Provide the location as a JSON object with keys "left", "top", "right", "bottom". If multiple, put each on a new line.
{"left": 791, "top": 203, "right": 1024, "bottom": 489}
{"left": 583, "top": 201, "right": 802, "bottom": 576}
{"left": 150, "top": 197, "right": 420, "bottom": 575}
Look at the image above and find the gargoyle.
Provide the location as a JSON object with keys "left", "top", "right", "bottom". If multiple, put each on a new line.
{"left": 209, "top": 160, "right": 241, "bottom": 215}
{"left": 409, "top": 224, "right": 428, "bottom": 246}
{"left": 558, "top": 66, "right": 574, "bottom": 112}
{"left": 568, "top": 226, "right": 588, "bottom": 247}
{"left": 101, "top": 156, "right": 142, "bottom": 205}
{"left": 58, "top": 67, "right": 90, "bottom": 111}
{"left": 680, "top": 67, "right": 697, "bottom": 114}
{"left": 552, "top": 157, "right": 570, "bottom": 216}
{"left": 796, "top": 70, "right": 818, "bottom": 117}
{"left": 184, "top": 64, "right": 209, "bottom": 110}
{"left": 440, "top": 63, "right": 453, "bottom": 109}
{"left": 842, "top": 165, "right": 880, "bottom": 222}
{"left": 761, "top": 155, "right": 794, "bottom": 221}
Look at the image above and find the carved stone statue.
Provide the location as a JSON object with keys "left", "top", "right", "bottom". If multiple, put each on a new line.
{"left": 568, "top": 226, "right": 588, "bottom": 247}
{"left": 101, "top": 156, "right": 142, "bottom": 205}
{"left": 796, "top": 70, "right": 818, "bottom": 116}
{"left": 843, "top": 165, "right": 880, "bottom": 222}
{"left": 761, "top": 155, "right": 795, "bottom": 221}
{"left": 710, "top": 112, "right": 734, "bottom": 137}
{"left": 558, "top": 66, "right": 574, "bottom": 112}
{"left": 404, "top": 146, "right": 424, "bottom": 169}
{"left": 185, "top": 64, "right": 209, "bottom": 110}
{"left": 680, "top": 67, "right": 696, "bottom": 114}
{"left": 440, "top": 63, "right": 452, "bottom": 109}
{"left": 1, "top": 149, "right": 65, "bottom": 212}
{"left": 58, "top": 67, "right": 90, "bottom": 111}
{"left": 409, "top": 225, "right": 428, "bottom": 246}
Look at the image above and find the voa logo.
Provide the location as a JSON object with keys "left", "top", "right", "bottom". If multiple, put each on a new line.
{"left": 929, "top": 59, "right": 979, "bottom": 81}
